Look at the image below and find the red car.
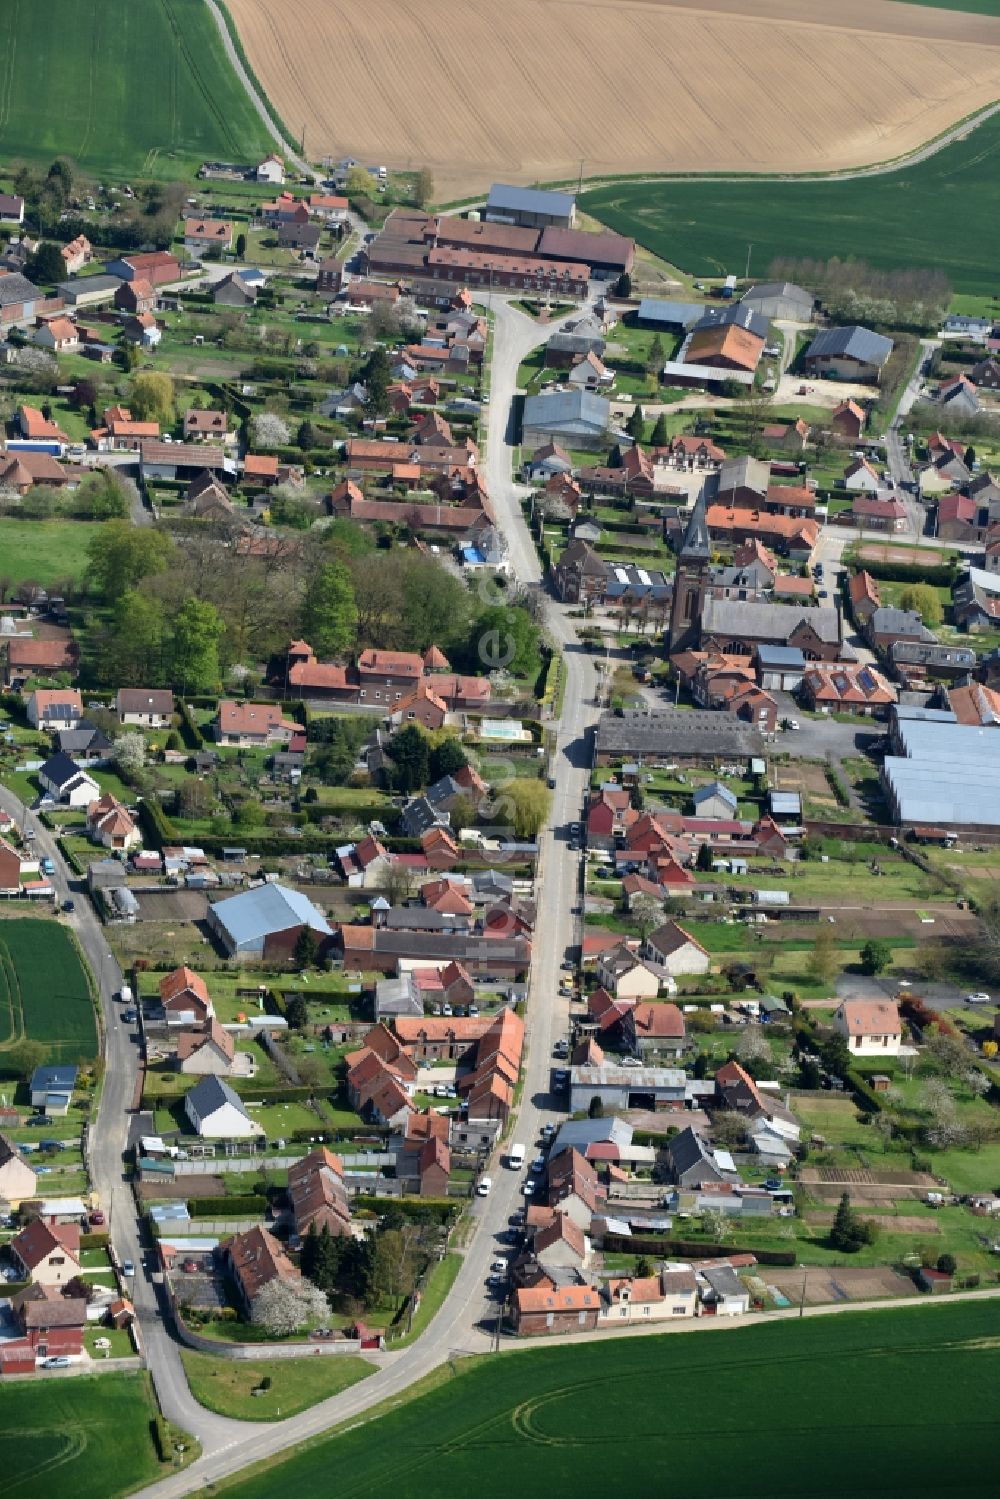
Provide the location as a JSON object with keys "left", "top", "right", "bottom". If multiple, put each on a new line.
{"left": 181, "top": 1260, "right": 199, "bottom": 1273}
{"left": 89, "top": 1211, "right": 106, "bottom": 1226}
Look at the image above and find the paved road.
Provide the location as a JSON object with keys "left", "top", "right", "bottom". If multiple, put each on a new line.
{"left": 202, "top": 0, "right": 317, "bottom": 181}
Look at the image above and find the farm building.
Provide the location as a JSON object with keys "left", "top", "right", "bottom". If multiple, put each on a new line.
{"left": 521, "top": 390, "right": 611, "bottom": 452}
{"left": 739, "top": 281, "right": 814, "bottom": 321}
{"left": 485, "top": 183, "right": 576, "bottom": 229}
{"left": 803, "top": 325, "right": 893, "bottom": 383}
{"left": 207, "top": 882, "right": 332, "bottom": 960}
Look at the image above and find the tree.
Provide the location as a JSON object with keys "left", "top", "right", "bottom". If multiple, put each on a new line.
{"left": 13, "top": 346, "right": 58, "bottom": 392}
{"left": 129, "top": 371, "right": 175, "bottom": 426}
{"left": 286, "top": 994, "right": 308, "bottom": 1030}
{"left": 859, "top": 939, "right": 893, "bottom": 976}
{"left": 588, "top": 1095, "right": 604, "bottom": 1118}
{"left": 631, "top": 893, "right": 664, "bottom": 940}
{"left": 808, "top": 924, "right": 837, "bottom": 988}
{"left": 177, "top": 778, "right": 212, "bottom": 820}
{"left": 3, "top": 1038, "right": 47, "bottom": 1078}
{"left": 702, "top": 1208, "right": 732, "bottom": 1244}
{"left": 113, "top": 731, "right": 146, "bottom": 777}
{"left": 301, "top": 561, "right": 356, "bottom": 658}
{"left": 646, "top": 334, "right": 665, "bottom": 376}
{"left": 469, "top": 605, "right": 541, "bottom": 679}
{"left": 819, "top": 1033, "right": 850, "bottom": 1078}
{"left": 634, "top": 1255, "right": 652, "bottom": 1278}
{"left": 626, "top": 405, "right": 644, "bottom": 441}
{"left": 235, "top": 232, "right": 247, "bottom": 258}
{"left": 499, "top": 779, "right": 551, "bottom": 838}
{"left": 294, "top": 926, "right": 318, "bottom": 969}
{"left": 615, "top": 272, "right": 631, "bottom": 298}
{"left": 103, "top": 588, "right": 167, "bottom": 686}
{"left": 79, "top": 468, "right": 130, "bottom": 521}
{"left": 448, "top": 794, "right": 476, "bottom": 836}
{"left": 172, "top": 596, "right": 224, "bottom": 692}
{"left": 363, "top": 346, "right": 390, "bottom": 417}
{"left": 387, "top": 724, "right": 430, "bottom": 794}
{"left": 72, "top": 376, "right": 100, "bottom": 411}
{"left": 251, "top": 411, "right": 290, "bottom": 449}
{"left": 898, "top": 583, "right": 943, "bottom": 628}
{"left": 250, "top": 1277, "right": 329, "bottom": 1334}
{"left": 86, "top": 523, "right": 174, "bottom": 600}
{"left": 920, "top": 1078, "right": 967, "bottom": 1148}
{"left": 297, "top": 419, "right": 318, "bottom": 452}
{"left": 712, "top": 1111, "right": 748, "bottom": 1148}
{"left": 965, "top": 445, "right": 977, "bottom": 471}
{"left": 429, "top": 737, "right": 468, "bottom": 781}
{"left": 414, "top": 167, "right": 434, "bottom": 208}
{"left": 965, "top": 1068, "right": 991, "bottom": 1098}
{"left": 936, "top": 1252, "right": 957, "bottom": 1276}
{"left": 301, "top": 1222, "right": 347, "bottom": 1296}
{"left": 346, "top": 166, "right": 376, "bottom": 199}
{"left": 696, "top": 840, "right": 714, "bottom": 872}
{"left": 923, "top": 1030, "right": 971, "bottom": 1078}
{"left": 362, "top": 1227, "right": 419, "bottom": 1309}
{"left": 651, "top": 412, "right": 669, "bottom": 446}
{"left": 24, "top": 241, "right": 66, "bottom": 285}
{"left": 829, "top": 1191, "right": 872, "bottom": 1253}
{"left": 736, "top": 1025, "right": 770, "bottom": 1068}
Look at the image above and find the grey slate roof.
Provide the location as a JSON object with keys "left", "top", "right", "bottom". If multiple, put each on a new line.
{"left": 693, "top": 780, "right": 737, "bottom": 811}
{"left": 522, "top": 389, "right": 610, "bottom": 434}
{"left": 870, "top": 607, "right": 936, "bottom": 642}
{"left": 716, "top": 454, "right": 770, "bottom": 495}
{"left": 756, "top": 645, "right": 806, "bottom": 668}
{"left": 679, "top": 489, "right": 711, "bottom": 561}
{"left": 187, "top": 1075, "right": 246, "bottom": 1119}
{"left": 693, "top": 303, "right": 769, "bottom": 340}
{"left": 636, "top": 298, "right": 702, "bottom": 329}
{"left": 0, "top": 273, "right": 42, "bottom": 307}
{"left": 701, "top": 598, "right": 842, "bottom": 645}
{"left": 595, "top": 708, "right": 765, "bottom": 760}
{"left": 805, "top": 325, "right": 893, "bottom": 366}
{"left": 39, "top": 751, "right": 84, "bottom": 789}
{"left": 486, "top": 183, "right": 575, "bottom": 218}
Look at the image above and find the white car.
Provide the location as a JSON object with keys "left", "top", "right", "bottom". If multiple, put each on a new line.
{"left": 521, "top": 1180, "right": 535, "bottom": 1197}
{"left": 966, "top": 992, "right": 991, "bottom": 1005}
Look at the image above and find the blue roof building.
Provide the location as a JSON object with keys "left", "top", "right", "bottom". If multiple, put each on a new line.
{"left": 485, "top": 183, "right": 575, "bottom": 229}
{"left": 206, "top": 883, "right": 332, "bottom": 960}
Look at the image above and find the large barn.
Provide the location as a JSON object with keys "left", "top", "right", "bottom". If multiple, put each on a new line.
{"left": 207, "top": 883, "right": 332, "bottom": 960}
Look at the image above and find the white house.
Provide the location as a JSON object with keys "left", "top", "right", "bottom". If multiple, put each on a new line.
{"left": 833, "top": 998, "right": 902, "bottom": 1057}
{"left": 844, "top": 458, "right": 881, "bottom": 493}
{"left": 184, "top": 1075, "right": 262, "bottom": 1139}
{"left": 597, "top": 1267, "right": 698, "bottom": 1326}
{"left": 27, "top": 690, "right": 83, "bottom": 732}
{"left": 256, "top": 154, "right": 285, "bottom": 185}
{"left": 38, "top": 752, "right": 100, "bottom": 807}
{"left": 641, "top": 921, "right": 710, "bottom": 977}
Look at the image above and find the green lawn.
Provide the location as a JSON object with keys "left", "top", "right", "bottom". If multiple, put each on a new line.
{"left": 581, "top": 109, "right": 1000, "bottom": 294}
{"left": 0, "top": 917, "right": 98, "bottom": 1067}
{"left": 0, "top": 519, "right": 104, "bottom": 586}
{"left": 180, "top": 1350, "right": 375, "bottom": 1421}
{"left": 1, "top": 1372, "right": 170, "bottom": 1499}
{"left": 0, "top": 0, "right": 274, "bottom": 178}
{"left": 215, "top": 1302, "right": 1000, "bottom": 1499}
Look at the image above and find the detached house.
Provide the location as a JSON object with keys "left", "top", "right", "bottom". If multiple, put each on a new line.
{"left": 10, "top": 1219, "right": 81, "bottom": 1287}
{"left": 184, "top": 218, "right": 234, "bottom": 256}
{"left": 185, "top": 1075, "right": 262, "bottom": 1138}
{"left": 641, "top": 921, "right": 710, "bottom": 977}
{"left": 116, "top": 687, "right": 174, "bottom": 727}
{"left": 225, "top": 1225, "right": 299, "bottom": 1314}
{"left": 27, "top": 689, "right": 83, "bottom": 732}
{"left": 623, "top": 1001, "right": 687, "bottom": 1060}
{"left": 87, "top": 793, "right": 140, "bottom": 851}
{"left": 176, "top": 1020, "right": 236, "bottom": 1076}
{"left": 215, "top": 700, "right": 303, "bottom": 747}
{"left": 0, "top": 1131, "right": 37, "bottom": 1207}
{"left": 833, "top": 998, "right": 902, "bottom": 1057}
{"left": 159, "top": 966, "right": 215, "bottom": 1026}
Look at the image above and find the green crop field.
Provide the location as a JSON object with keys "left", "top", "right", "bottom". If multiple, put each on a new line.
{"left": 2, "top": 1372, "right": 163, "bottom": 1499}
{"left": 218, "top": 1301, "right": 1000, "bottom": 1499}
{"left": 0, "top": 0, "right": 273, "bottom": 179}
{"left": 581, "top": 110, "right": 1000, "bottom": 295}
{"left": 0, "top": 919, "right": 98, "bottom": 1066}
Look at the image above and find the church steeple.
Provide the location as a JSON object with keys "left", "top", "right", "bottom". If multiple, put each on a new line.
{"left": 668, "top": 486, "right": 711, "bottom": 653}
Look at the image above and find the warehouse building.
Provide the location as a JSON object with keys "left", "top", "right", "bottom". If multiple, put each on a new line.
{"left": 207, "top": 882, "right": 332, "bottom": 959}
{"left": 485, "top": 184, "right": 576, "bottom": 230}
{"left": 881, "top": 718, "right": 1000, "bottom": 829}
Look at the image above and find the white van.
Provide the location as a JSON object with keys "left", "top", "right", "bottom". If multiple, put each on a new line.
{"left": 476, "top": 1175, "right": 492, "bottom": 1197}
{"left": 507, "top": 1144, "right": 526, "bottom": 1170}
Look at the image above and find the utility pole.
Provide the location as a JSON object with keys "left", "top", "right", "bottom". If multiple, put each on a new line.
{"left": 577, "top": 159, "right": 585, "bottom": 196}
{"left": 745, "top": 243, "right": 753, "bottom": 281}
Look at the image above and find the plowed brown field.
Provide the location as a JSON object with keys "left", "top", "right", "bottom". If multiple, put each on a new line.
{"left": 228, "top": 0, "right": 1000, "bottom": 197}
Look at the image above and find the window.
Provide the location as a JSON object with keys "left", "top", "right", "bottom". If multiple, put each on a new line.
{"left": 672, "top": 1306, "right": 687, "bottom": 1315}
{"left": 619, "top": 1307, "right": 628, "bottom": 1318}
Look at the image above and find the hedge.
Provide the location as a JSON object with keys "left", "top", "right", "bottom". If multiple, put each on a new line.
{"left": 177, "top": 700, "right": 204, "bottom": 750}
{"left": 602, "top": 1232, "right": 795, "bottom": 1265}
{"left": 188, "top": 1195, "right": 268, "bottom": 1217}
{"left": 151, "top": 1414, "right": 171, "bottom": 1463}
{"left": 851, "top": 557, "right": 957, "bottom": 587}
{"left": 148, "top": 1083, "right": 316, "bottom": 1107}
{"left": 138, "top": 797, "right": 178, "bottom": 849}
{"left": 845, "top": 1068, "right": 883, "bottom": 1115}
{"left": 80, "top": 1231, "right": 110, "bottom": 1250}
{"left": 353, "top": 1194, "right": 457, "bottom": 1224}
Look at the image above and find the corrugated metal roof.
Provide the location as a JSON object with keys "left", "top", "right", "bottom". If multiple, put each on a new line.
{"left": 487, "top": 183, "right": 575, "bottom": 216}
{"left": 805, "top": 324, "right": 893, "bottom": 365}
{"left": 209, "top": 882, "right": 332, "bottom": 947}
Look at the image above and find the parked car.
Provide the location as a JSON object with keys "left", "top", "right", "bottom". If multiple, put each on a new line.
{"left": 43, "top": 1356, "right": 72, "bottom": 1368}
{"left": 521, "top": 1179, "right": 535, "bottom": 1197}
{"left": 530, "top": 1155, "right": 546, "bottom": 1174}
{"left": 966, "top": 992, "right": 991, "bottom": 1005}
{"left": 62, "top": 899, "right": 75, "bottom": 913}
{"left": 122, "top": 1259, "right": 135, "bottom": 1276}
{"left": 121, "top": 1009, "right": 137, "bottom": 1024}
